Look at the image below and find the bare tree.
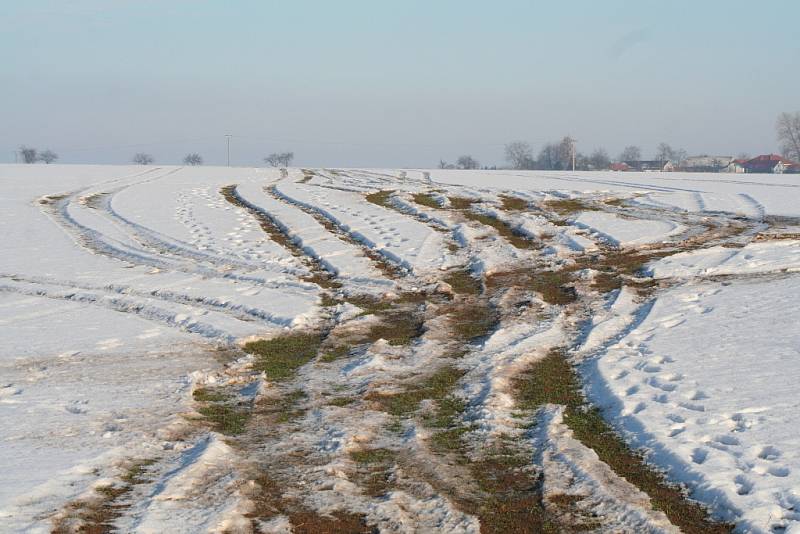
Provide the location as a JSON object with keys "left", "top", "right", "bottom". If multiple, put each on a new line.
{"left": 777, "top": 112, "right": 800, "bottom": 161}
{"left": 655, "top": 142, "right": 673, "bottom": 162}
{"left": 558, "top": 136, "right": 575, "bottom": 169}
{"left": 588, "top": 148, "right": 610, "bottom": 170}
{"left": 655, "top": 143, "right": 687, "bottom": 165}
{"left": 38, "top": 149, "right": 58, "bottom": 164}
{"left": 504, "top": 141, "right": 535, "bottom": 169}
{"left": 537, "top": 143, "right": 560, "bottom": 170}
{"left": 264, "top": 151, "right": 294, "bottom": 167}
{"left": 438, "top": 159, "right": 455, "bottom": 169}
{"left": 133, "top": 153, "right": 154, "bottom": 165}
{"left": 183, "top": 153, "right": 203, "bottom": 166}
{"left": 618, "top": 145, "right": 641, "bottom": 162}
{"left": 19, "top": 146, "right": 38, "bottom": 164}
{"left": 456, "top": 155, "right": 480, "bottom": 169}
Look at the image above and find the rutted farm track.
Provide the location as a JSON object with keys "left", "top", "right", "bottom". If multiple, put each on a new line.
{"left": 20, "top": 168, "right": 800, "bottom": 533}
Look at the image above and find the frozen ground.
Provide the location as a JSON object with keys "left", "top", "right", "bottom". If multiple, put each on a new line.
{"left": 1, "top": 164, "right": 798, "bottom": 533}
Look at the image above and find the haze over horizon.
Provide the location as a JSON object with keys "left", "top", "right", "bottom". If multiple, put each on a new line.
{"left": 3, "top": 0, "right": 799, "bottom": 167}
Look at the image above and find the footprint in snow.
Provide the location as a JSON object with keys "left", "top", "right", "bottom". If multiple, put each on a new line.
{"left": 668, "top": 426, "right": 686, "bottom": 437}
{"left": 691, "top": 448, "right": 708, "bottom": 464}
{"left": 758, "top": 445, "right": 781, "bottom": 461}
{"left": 734, "top": 474, "right": 754, "bottom": 495}
{"left": 65, "top": 401, "right": 88, "bottom": 414}
{"left": 623, "top": 401, "right": 647, "bottom": 415}
{"left": 768, "top": 466, "right": 790, "bottom": 477}
{"left": 714, "top": 434, "right": 740, "bottom": 446}
{"left": 679, "top": 401, "right": 706, "bottom": 412}
{"left": 647, "top": 378, "right": 677, "bottom": 392}
{"left": 688, "top": 390, "right": 709, "bottom": 401}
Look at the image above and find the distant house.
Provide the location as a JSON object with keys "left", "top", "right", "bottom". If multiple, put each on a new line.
{"left": 681, "top": 155, "right": 734, "bottom": 173}
{"left": 609, "top": 162, "right": 630, "bottom": 171}
{"left": 725, "top": 158, "right": 748, "bottom": 173}
{"left": 623, "top": 160, "right": 675, "bottom": 172}
{"left": 743, "top": 154, "right": 800, "bottom": 174}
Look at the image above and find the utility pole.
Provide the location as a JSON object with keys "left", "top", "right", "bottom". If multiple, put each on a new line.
{"left": 570, "top": 137, "right": 577, "bottom": 171}
{"left": 225, "top": 134, "right": 232, "bottom": 167}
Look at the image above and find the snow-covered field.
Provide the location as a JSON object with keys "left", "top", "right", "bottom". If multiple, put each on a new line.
{"left": 1, "top": 164, "right": 798, "bottom": 533}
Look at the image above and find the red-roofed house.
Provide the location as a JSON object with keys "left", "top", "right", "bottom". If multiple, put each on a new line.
{"left": 743, "top": 154, "right": 800, "bottom": 174}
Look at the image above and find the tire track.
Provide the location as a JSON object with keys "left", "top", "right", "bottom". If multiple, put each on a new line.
{"left": 220, "top": 185, "right": 343, "bottom": 289}
{"left": 0, "top": 274, "right": 299, "bottom": 327}
{"left": 266, "top": 184, "right": 408, "bottom": 279}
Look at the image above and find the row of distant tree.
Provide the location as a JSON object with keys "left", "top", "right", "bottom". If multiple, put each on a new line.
{"left": 438, "top": 140, "right": 653, "bottom": 172}
{"left": 17, "top": 146, "right": 59, "bottom": 164}
{"left": 15, "top": 112, "right": 800, "bottom": 169}
{"left": 441, "top": 112, "right": 800, "bottom": 171}
{"left": 132, "top": 151, "right": 295, "bottom": 166}
{"left": 501, "top": 139, "right": 687, "bottom": 171}
{"left": 16, "top": 148, "right": 295, "bottom": 167}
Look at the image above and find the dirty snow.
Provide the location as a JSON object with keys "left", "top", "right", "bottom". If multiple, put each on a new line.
{"left": 1, "top": 164, "right": 799, "bottom": 533}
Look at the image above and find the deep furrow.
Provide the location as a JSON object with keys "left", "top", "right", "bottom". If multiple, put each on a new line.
{"left": 220, "top": 185, "right": 342, "bottom": 289}
{"left": 266, "top": 184, "right": 408, "bottom": 279}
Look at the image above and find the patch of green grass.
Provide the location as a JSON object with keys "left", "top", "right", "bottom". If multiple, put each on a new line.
{"left": 320, "top": 293, "right": 339, "bottom": 307}
{"left": 543, "top": 198, "right": 598, "bottom": 216}
{"left": 470, "top": 454, "right": 559, "bottom": 534}
{"left": 448, "top": 196, "right": 478, "bottom": 210}
{"left": 275, "top": 390, "right": 308, "bottom": 423}
{"left": 366, "top": 312, "right": 423, "bottom": 346}
{"left": 245, "top": 333, "right": 323, "bottom": 382}
{"left": 448, "top": 302, "right": 498, "bottom": 341}
{"left": 369, "top": 366, "right": 466, "bottom": 417}
{"left": 486, "top": 268, "right": 577, "bottom": 305}
{"left": 429, "top": 426, "right": 470, "bottom": 452}
{"left": 412, "top": 192, "right": 442, "bottom": 209}
{"left": 120, "top": 459, "right": 157, "bottom": 486}
{"left": 38, "top": 194, "right": 68, "bottom": 206}
{"left": 257, "top": 389, "right": 308, "bottom": 424}
{"left": 197, "top": 404, "right": 249, "bottom": 435}
{"left": 423, "top": 395, "right": 465, "bottom": 427}
{"left": 350, "top": 448, "right": 395, "bottom": 464}
{"left": 302, "top": 271, "right": 342, "bottom": 289}
{"left": 345, "top": 294, "right": 393, "bottom": 316}
{"left": 573, "top": 249, "right": 671, "bottom": 295}
{"left": 591, "top": 272, "right": 623, "bottom": 293}
{"left": 514, "top": 349, "right": 734, "bottom": 534}
{"left": 499, "top": 195, "right": 529, "bottom": 211}
{"left": 531, "top": 270, "right": 578, "bottom": 305}
{"left": 327, "top": 396, "right": 356, "bottom": 407}
{"left": 443, "top": 269, "right": 482, "bottom": 295}
{"left": 192, "top": 387, "right": 230, "bottom": 403}
{"left": 463, "top": 211, "right": 538, "bottom": 250}
{"left": 365, "top": 190, "right": 395, "bottom": 208}
{"left": 318, "top": 344, "right": 352, "bottom": 363}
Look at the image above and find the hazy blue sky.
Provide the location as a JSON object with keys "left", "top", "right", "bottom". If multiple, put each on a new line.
{"left": 2, "top": 0, "right": 799, "bottom": 167}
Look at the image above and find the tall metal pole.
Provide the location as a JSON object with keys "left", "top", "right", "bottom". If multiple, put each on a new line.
{"left": 225, "top": 134, "right": 232, "bottom": 167}
{"left": 571, "top": 137, "right": 577, "bottom": 171}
